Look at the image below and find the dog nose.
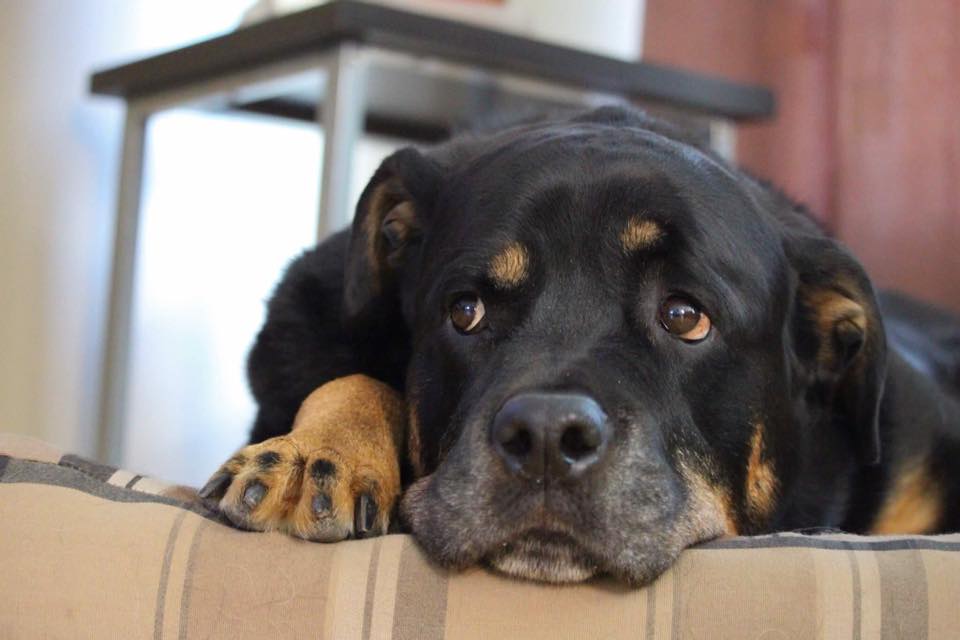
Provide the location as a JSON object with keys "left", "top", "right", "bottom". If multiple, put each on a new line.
{"left": 490, "top": 393, "right": 610, "bottom": 480}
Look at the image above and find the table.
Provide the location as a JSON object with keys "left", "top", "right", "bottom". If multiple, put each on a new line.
{"left": 90, "top": 0, "right": 774, "bottom": 464}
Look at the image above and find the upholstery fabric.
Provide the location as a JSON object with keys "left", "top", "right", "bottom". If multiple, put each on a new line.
{"left": 2, "top": 433, "right": 959, "bottom": 639}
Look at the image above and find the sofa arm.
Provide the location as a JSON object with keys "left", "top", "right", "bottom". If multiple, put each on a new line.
{"left": 2, "top": 433, "right": 958, "bottom": 639}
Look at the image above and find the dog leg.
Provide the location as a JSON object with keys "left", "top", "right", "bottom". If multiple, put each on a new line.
{"left": 200, "top": 374, "right": 404, "bottom": 540}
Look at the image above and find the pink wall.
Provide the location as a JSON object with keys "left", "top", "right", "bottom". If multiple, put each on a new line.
{"left": 644, "top": 0, "right": 960, "bottom": 311}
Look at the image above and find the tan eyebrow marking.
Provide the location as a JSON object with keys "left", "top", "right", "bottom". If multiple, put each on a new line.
{"left": 488, "top": 241, "right": 529, "bottom": 289}
{"left": 620, "top": 216, "right": 665, "bottom": 252}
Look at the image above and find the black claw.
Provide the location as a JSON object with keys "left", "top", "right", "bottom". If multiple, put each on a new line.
{"left": 312, "top": 492, "right": 332, "bottom": 515}
{"left": 242, "top": 481, "right": 267, "bottom": 510}
{"left": 354, "top": 493, "right": 378, "bottom": 537}
{"left": 198, "top": 472, "right": 232, "bottom": 501}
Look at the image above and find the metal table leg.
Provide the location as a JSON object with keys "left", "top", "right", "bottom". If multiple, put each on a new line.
{"left": 317, "top": 43, "right": 367, "bottom": 240}
{"left": 95, "top": 106, "right": 148, "bottom": 465}
{"left": 94, "top": 52, "right": 338, "bottom": 464}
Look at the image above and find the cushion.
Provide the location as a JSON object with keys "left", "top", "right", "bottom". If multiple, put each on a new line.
{"left": 2, "top": 433, "right": 959, "bottom": 638}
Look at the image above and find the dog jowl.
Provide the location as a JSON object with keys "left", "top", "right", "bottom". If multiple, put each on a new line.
{"left": 201, "top": 106, "right": 960, "bottom": 586}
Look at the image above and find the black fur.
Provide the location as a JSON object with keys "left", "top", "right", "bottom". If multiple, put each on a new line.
{"left": 243, "top": 106, "right": 960, "bottom": 584}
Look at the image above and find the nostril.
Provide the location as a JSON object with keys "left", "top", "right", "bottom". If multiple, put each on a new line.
{"left": 492, "top": 393, "right": 609, "bottom": 478}
{"left": 498, "top": 423, "right": 533, "bottom": 460}
{"left": 559, "top": 423, "right": 600, "bottom": 462}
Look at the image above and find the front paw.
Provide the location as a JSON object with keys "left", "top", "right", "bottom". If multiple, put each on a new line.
{"left": 199, "top": 377, "right": 405, "bottom": 541}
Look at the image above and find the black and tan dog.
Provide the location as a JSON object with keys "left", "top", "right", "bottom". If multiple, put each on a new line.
{"left": 199, "top": 106, "right": 960, "bottom": 585}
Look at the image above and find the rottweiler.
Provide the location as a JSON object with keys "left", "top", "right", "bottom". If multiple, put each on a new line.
{"left": 199, "top": 106, "right": 960, "bottom": 586}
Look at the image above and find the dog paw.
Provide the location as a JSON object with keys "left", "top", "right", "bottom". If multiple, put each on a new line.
{"left": 199, "top": 376, "right": 404, "bottom": 541}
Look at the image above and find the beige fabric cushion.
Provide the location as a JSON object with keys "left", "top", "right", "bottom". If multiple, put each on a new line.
{"left": 2, "top": 433, "right": 959, "bottom": 639}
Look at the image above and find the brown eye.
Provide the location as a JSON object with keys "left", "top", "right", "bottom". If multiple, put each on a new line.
{"left": 659, "top": 296, "right": 711, "bottom": 342}
{"left": 450, "top": 294, "right": 486, "bottom": 334}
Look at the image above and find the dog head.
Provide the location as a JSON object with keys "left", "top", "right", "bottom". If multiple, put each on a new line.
{"left": 343, "top": 107, "right": 886, "bottom": 585}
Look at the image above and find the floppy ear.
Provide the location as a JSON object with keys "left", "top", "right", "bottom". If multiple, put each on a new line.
{"left": 343, "top": 147, "right": 441, "bottom": 326}
{"left": 787, "top": 235, "right": 887, "bottom": 466}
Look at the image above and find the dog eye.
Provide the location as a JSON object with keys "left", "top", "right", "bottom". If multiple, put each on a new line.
{"left": 450, "top": 294, "right": 486, "bottom": 334}
{"left": 659, "top": 296, "right": 711, "bottom": 342}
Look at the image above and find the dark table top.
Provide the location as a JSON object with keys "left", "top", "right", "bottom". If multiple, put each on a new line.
{"left": 90, "top": 1, "right": 774, "bottom": 123}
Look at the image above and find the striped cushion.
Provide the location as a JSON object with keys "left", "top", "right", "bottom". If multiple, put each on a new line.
{"left": 1, "top": 433, "right": 959, "bottom": 639}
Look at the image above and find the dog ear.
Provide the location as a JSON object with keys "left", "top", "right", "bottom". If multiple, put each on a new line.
{"left": 787, "top": 234, "right": 887, "bottom": 466}
{"left": 343, "top": 147, "right": 441, "bottom": 326}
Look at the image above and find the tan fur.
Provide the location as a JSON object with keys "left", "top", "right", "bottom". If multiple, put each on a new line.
{"left": 804, "top": 286, "right": 868, "bottom": 369}
{"left": 871, "top": 462, "right": 942, "bottom": 534}
{"left": 361, "top": 181, "right": 393, "bottom": 290}
{"left": 361, "top": 178, "right": 413, "bottom": 290}
{"left": 381, "top": 201, "right": 417, "bottom": 245}
{"left": 744, "top": 422, "right": 778, "bottom": 522}
{"left": 219, "top": 437, "right": 307, "bottom": 530}
{"left": 620, "top": 216, "right": 664, "bottom": 252}
{"left": 488, "top": 242, "right": 529, "bottom": 288}
{"left": 678, "top": 459, "right": 739, "bottom": 538}
{"left": 209, "top": 374, "right": 406, "bottom": 540}
{"left": 716, "top": 486, "right": 739, "bottom": 537}
{"left": 407, "top": 399, "right": 425, "bottom": 479}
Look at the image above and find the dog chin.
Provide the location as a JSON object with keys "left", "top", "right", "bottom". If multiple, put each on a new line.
{"left": 484, "top": 529, "right": 601, "bottom": 583}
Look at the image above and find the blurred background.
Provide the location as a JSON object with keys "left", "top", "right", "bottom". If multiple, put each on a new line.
{"left": 1, "top": 0, "right": 957, "bottom": 485}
